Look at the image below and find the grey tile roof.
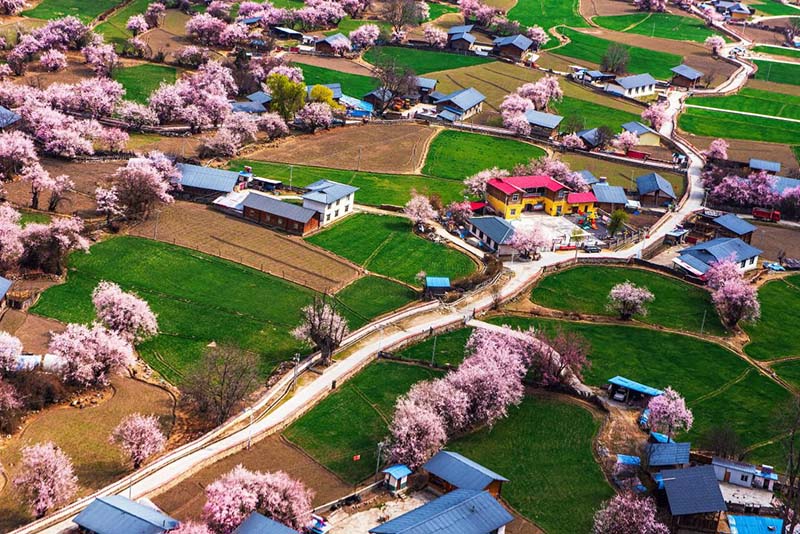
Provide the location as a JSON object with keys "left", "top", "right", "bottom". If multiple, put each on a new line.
{"left": 749, "top": 158, "right": 781, "bottom": 173}
{"left": 713, "top": 213, "right": 756, "bottom": 235}
{"left": 468, "top": 216, "right": 515, "bottom": 246}
{"left": 578, "top": 170, "right": 599, "bottom": 185}
{"left": 231, "top": 101, "right": 267, "bottom": 113}
{"left": 247, "top": 91, "right": 273, "bottom": 104}
{"left": 447, "top": 24, "right": 474, "bottom": 34}
{"left": 307, "top": 83, "right": 342, "bottom": 99}
{"left": 493, "top": 34, "right": 533, "bottom": 50}
{"left": 679, "top": 237, "right": 762, "bottom": 273}
{"left": 622, "top": 121, "right": 658, "bottom": 137}
{"left": 524, "top": 109, "right": 564, "bottom": 129}
{"left": 242, "top": 192, "right": 318, "bottom": 223}
{"left": 365, "top": 87, "right": 394, "bottom": 102}
{"left": 74, "top": 496, "right": 179, "bottom": 534}
{"left": 0, "top": 106, "right": 20, "bottom": 128}
{"left": 303, "top": 179, "right": 359, "bottom": 204}
{"left": 435, "top": 88, "right": 486, "bottom": 112}
{"left": 671, "top": 64, "right": 704, "bottom": 81}
{"left": 177, "top": 163, "right": 242, "bottom": 193}
{"left": 592, "top": 183, "right": 628, "bottom": 205}
{"left": 369, "top": 489, "right": 513, "bottom": 534}
{"left": 647, "top": 442, "right": 691, "bottom": 466}
{"left": 662, "top": 465, "right": 727, "bottom": 516}
{"left": 636, "top": 172, "right": 676, "bottom": 199}
{"left": 416, "top": 77, "right": 438, "bottom": 90}
{"left": 233, "top": 512, "right": 296, "bottom": 534}
{"left": 615, "top": 73, "right": 657, "bottom": 90}
{"left": 423, "top": 451, "right": 508, "bottom": 491}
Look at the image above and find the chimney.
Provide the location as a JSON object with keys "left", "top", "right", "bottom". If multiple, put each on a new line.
{"left": 599, "top": 176, "right": 608, "bottom": 183}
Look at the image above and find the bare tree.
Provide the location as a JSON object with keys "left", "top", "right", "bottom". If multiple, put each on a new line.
{"left": 292, "top": 296, "right": 350, "bottom": 366}
{"left": 380, "top": 0, "right": 424, "bottom": 34}
{"left": 701, "top": 69, "right": 716, "bottom": 88}
{"left": 699, "top": 424, "right": 742, "bottom": 459}
{"left": 371, "top": 53, "right": 418, "bottom": 116}
{"left": 601, "top": 43, "right": 629, "bottom": 74}
{"left": 182, "top": 344, "right": 262, "bottom": 425}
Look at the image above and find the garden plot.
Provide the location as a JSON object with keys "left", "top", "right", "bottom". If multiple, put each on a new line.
{"left": 22, "top": 0, "right": 122, "bottom": 22}
{"left": 754, "top": 59, "right": 800, "bottom": 87}
{"left": 112, "top": 63, "right": 178, "bottom": 105}
{"left": 507, "top": 0, "right": 588, "bottom": 28}
{"left": 364, "top": 47, "right": 495, "bottom": 75}
{"left": 744, "top": 275, "right": 800, "bottom": 361}
{"left": 689, "top": 134, "right": 799, "bottom": 170}
{"left": 592, "top": 12, "right": 724, "bottom": 43}
{"left": 561, "top": 152, "right": 686, "bottom": 197}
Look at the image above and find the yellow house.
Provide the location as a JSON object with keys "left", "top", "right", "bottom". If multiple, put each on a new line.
{"left": 622, "top": 121, "right": 660, "bottom": 147}
{"left": 486, "top": 175, "right": 597, "bottom": 220}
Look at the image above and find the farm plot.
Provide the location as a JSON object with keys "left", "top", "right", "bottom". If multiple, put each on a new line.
{"left": 324, "top": 17, "right": 391, "bottom": 36}
{"left": 678, "top": 106, "right": 800, "bottom": 144}
{"left": 128, "top": 201, "right": 360, "bottom": 292}
{"left": 561, "top": 152, "right": 686, "bottom": 196}
{"left": 396, "top": 327, "right": 474, "bottom": 367}
{"left": 507, "top": 0, "right": 588, "bottom": 28}
{"left": 95, "top": 0, "right": 150, "bottom": 47}
{"left": 754, "top": 59, "right": 800, "bottom": 86}
{"left": 113, "top": 64, "right": 177, "bottom": 105}
{"left": 22, "top": 0, "right": 122, "bottom": 22}
{"left": 748, "top": 0, "right": 800, "bottom": 15}
{"left": 0, "top": 376, "right": 174, "bottom": 532}
{"left": 592, "top": 13, "right": 724, "bottom": 43}
{"left": 686, "top": 87, "right": 800, "bottom": 120}
{"left": 363, "top": 47, "right": 494, "bottom": 75}
{"left": 306, "top": 213, "right": 477, "bottom": 286}
{"left": 231, "top": 159, "right": 465, "bottom": 206}
{"left": 451, "top": 395, "right": 613, "bottom": 534}
{"left": 31, "top": 237, "right": 316, "bottom": 382}
{"left": 753, "top": 45, "right": 800, "bottom": 60}
{"left": 428, "top": 2, "right": 460, "bottom": 20}
{"left": 689, "top": 135, "right": 799, "bottom": 170}
{"left": 334, "top": 276, "right": 418, "bottom": 330}
{"left": 530, "top": 266, "right": 725, "bottom": 335}
{"left": 744, "top": 275, "right": 800, "bottom": 360}
{"left": 283, "top": 360, "right": 442, "bottom": 483}
{"left": 299, "top": 63, "right": 378, "bottom": 98}
{"left": 422, "top": 130, "right": 546, "bottom": 179}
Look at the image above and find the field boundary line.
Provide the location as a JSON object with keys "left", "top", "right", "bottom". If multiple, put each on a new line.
{"left": 350, "top": 384, "right": 391, "bottom": 425}
{"left": 691, "top": 368, "right": 751, "bottom": 404}
{"left": 362, "top": 232, "right": 395, "bottom": 270}
{"left": 684, "top": 103, "right": 800, "bottom": 123}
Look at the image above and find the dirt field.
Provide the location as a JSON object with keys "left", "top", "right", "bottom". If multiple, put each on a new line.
{"left": 127, "top": 132, "right": 207, "bottom": 158}
{"left": 750, "top": 222, "right": 800, "bottom": 260}
{"left": 288, "top": 53, "right": 376, "bottom": 76}
{"left": 581, "top": 0, "right": 642, "bottom": 18}
{"left": 738, "top": 22, "right": 791, "bottom": 45}
{"left": 13, "top": 52, "right": 95, "bottom": 88}
{"left": 247, "top": 123, "right": 438, "bottom": 174}
{"left": 152, "top": 435, "right": 352, "bottom": 522}
{"left": 685, "top": 134, "right": 799, "bottom": 170}
{"left": 0, "top": 309, "right": 64, "bottom": 354}
{"left": 128, "top": 201, "right": 361, "bottom": 292}
{"left": 748, "top": 78, "right": 800, "bottom": 97}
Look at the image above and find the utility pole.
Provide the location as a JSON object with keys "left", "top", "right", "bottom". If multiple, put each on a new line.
{"left": 375, "top": 441, "right": 384, "bottom": 481}
{"left": 430, "top": 334, "right": 437, "bottom": 366}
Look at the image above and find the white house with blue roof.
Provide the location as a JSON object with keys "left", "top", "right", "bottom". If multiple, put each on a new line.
{"left": 176, "top": 163, "right": 250, "bottom": 199}
{"left": 621, "top": 121, "right": 660, "bottom": 146}
{"left": 73, "top": 495, "right": 180, "bottom": 534}
{"left": 712, "top": 457, "right": 778, "bottom": 492}
{"left": 604, "top": 73, "right": 657, "bottom": 98}
{"left": 434, "top": 88, "right": 485, "bottom": 121}
{"left": 422, "top": 450, "right": 508, "bottom": 497}
{"left": 467, "top": 216, "right": 515, "bottom": 255}
{"left": 301, "top": 179, "right": 359, "bottom": 226}
{"left": 674, "top": 237, "right": 762, "bottom": 277}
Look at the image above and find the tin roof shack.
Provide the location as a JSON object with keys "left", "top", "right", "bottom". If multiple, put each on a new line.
{"left": 687, "top": 210, "right": 757, "bottom": 244}
{"left": 383, "top": 464, "right": 413, "bottom": 495}
{"left": 492, "top": 34, "right": 533, "bottom": 61}
{"left": 74, "top": 496, "right": 179, "bottom": 534}
{"left": 671, "top": 64, "right": 704, "bottom": 88}
{"left": 424, "top": 276, "right": 451, "bottom": 299}
{"left": 646, "top": 442, "right": 691, "bottom": 471}
{"left": 467, "top": 216, "right": 515, "bottom": 256}
{"left": 422, "top": 451, "right": 509, "bottom": 497}
{"left": 607, "top": 376, "right": 663, "bottom": 406}
{"left": 233, "top": 513, "right": 297, "bottom": 534}
{"left": 242, "top": 192, "right": 320, "bottom": 236}
{"left": 662, "top": 465, "right": 727, "bottom": 533}
{"left": 175, "top": 164, "right": 251, "bottom": 202}
{"left": 523, "top": 109, "right": 564, "bottom": 139}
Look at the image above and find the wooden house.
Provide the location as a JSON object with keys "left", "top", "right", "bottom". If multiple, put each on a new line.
{"left": 315, "top": 33, "right": 350, "bottom": 55}
{"left": 576, "top": 127, "right": 604, "bottom": 149}
{"left": 662, "top": 466, "right": 727, "bottom": 533}
{"left": 422, "top": 451, "right": 509, "bottom": 497}
{"left": 175, "top": 163, "right": 250, "bottom": 202}
{"left": 447, "top": 25, "right": 476, "bottom": 51}
{"left": 415, "top": 76, "right": 438, "bottom": 103}
{"left": 636, "top": 172, "right": 676, "bottom": 206}
{"left": 73, "top": 496, "right": 179, "bottom": 534}
{"left": 486, "top": 175, "right": 596, "bottom": 219}
{"left": 671, "top": 64, "right": 704, "bottom": 88}
{"left": 492, "top": 34, "right": 533, "bottom": 61}
{"left": 467, "top": 216, "right": 516, "bottom": 255}
{"left": 690, "top": 211, "right": 756, "bottom": 244}
{"left": 242, "top": 191, "right": 320, "bottom": 235}
{"left": 523, "top": 109, "right": 563, "bottom": 138}
{"left": 363, "top": 87, "right": 394, "bottom": 111}
{"left": 434, "top": 87, "right": 485, "bottom": 121}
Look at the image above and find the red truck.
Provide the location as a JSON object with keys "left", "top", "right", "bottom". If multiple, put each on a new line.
{"left": 752, "top": 207, "right": 781, "bottom": 222}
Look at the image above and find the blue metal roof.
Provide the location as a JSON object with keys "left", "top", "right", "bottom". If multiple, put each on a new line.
{"left": 714, "top": 213, "right": 756, "bottom": 235}
{"left": 232, "top": 101, "right": 267, "bottom": 113}
{"left": 447, "top": 24, "right": 474, "bottom": 34}
{"left": 383, "top": 464, "right": 413, "bottom": 479}
{"left": 369, "top": 489, "right": 513, "bottom": 534}
{"left": 617, "top": 454, "right": 641, "bottom": 466}
{"left": 339, "top": 94, "right": 373, "bottom": 112}
{"left": 233, "top": 512, "right": 297, "bottom": 534}
{"left": 319, "top": 33, "right": 350, "bottom": 46}
{"left": 241, "top": 16, "right": 263, "bottom": 24}
{"left": 712, "top": 457, "right": 778, "bottom": 481}
{"left": 622, "top": 121, "right": 658, "bottom": 137}
{"left": 650, "top": 431, "right": 672, "bottom": 443}
{"left": 416, "top": 77, "right": 438, "bottom": 90}
{"left": 524, "top": 109, "right": 563, "bottom": 129}
{"left": 578, "top": 170, "right": 599, "bottom": 185}
{"left": 592, "top": 183, "right": 628, "bottom": 205}
{"left": 450, "top": 32, "right": 476, "bottom": 44}
{"left": 493, "top": 34, "right": 533, "bottom": 50}
{"left": 437, "top": 110, "right": 459, "bottom": 122}
{"left": 577, "top": 127, "right": 602, "bottom": 147}
{"left": 774, "top": 175, "right": 800, "bottom": 194}
{"left": 749, "top": 158, "right": 781, "bottom": 173}
{"left": 247, "top": 91, "right": 273, "bottom": 105}
{"left": 177, "top": 163, "right": 242, "bottom": 193}
{"left": 0, "top": 106, "right": 20, "bottom": 129}
{"left": 434, "top": 88, "right": 485, "bottom": 112}
{"left": 636, "top": 172, "right": 676, "bottom": 199}
{"left": 671, "top": 64, "right": 703, "bottom": 80}
{"left": 679, "top": 237, "right": 762, "bottom": 274}
{"left": 468, "top": 216, "right": 515, "bottom": 246}
{"left": 653, "top": 471, "right": 665, "bottom": 490}
{"left": 73, "top": 496, "right": 179, "bottom": 534}
{"left": 728, "top": 515, "right": 784, "bottom": 534}
{"left": 615, "top": 73, "right": 657, "bottom": 89}
{"left": 307, "top": 83, "right": 342, "bottom": 100}
{"left": 608, "top": 376, "right": 663, "bottom": 397}
{"left": 303, "top": 179, "right": 358, "bottom": 204}
{"left": 647, "top": 442, "right": 690, "bottom": 466}
{"left": 425, "top": 276, "right": 451, "bottom": 288}
{"left": 422, "top": 451, "right": 508, "bottom": 490}
{"left": 243, "top": 192, "right": 318, "bottom": 223}
{"left": 0, "top": 276, "right": 11, "bottom": 300}
{"left": 274, "top": 26, "right": 303, "bottom": 37}
{"left": 662, "top": 465, "right": 727, "bottom": 516}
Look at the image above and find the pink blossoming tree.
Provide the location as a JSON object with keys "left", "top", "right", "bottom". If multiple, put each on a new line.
{"left": 39, "top": 49, "right": 67, "bottom": 71}
{"left": 172, "top": 522, "right": 213, "bottom": 534}
{"left": 292, "top": 297, "right": 349, "bottom": 365}
{"left": 0, "top": 378, "right": 21, "bottom": 412}
{"left": 14, "top": 442, "right": 78, "bottom": 518}
{"left": 712, "top": 277, "right": 760, "bottom": 329}
{"left": 526, "top": 25, "right": 549, "bottom": 48}
{"left": 607, "top": 281, "right": 654, "bottom": 319}
{"left": 295, "top": 102, "right": 333, "bottom": 133}
{"left": 704, "top": 138, "right": 728, "bottom": 160}
{"left": 126, "top": 14, "right": 150, "bottom": 35}
{"left": 705, "top": 35, "right": 725, "bottom": 55}
{"left": 145, "top": 2, "right": 166, "bottom": 27}
{"left": 562, "top": 132, "right": 585, "bottom": 149}
{"left": 113, "top": 152, "right": 177, "bottom": 219}
{"left": 0, "top": 331, "right": 22, "bottom": 375}
{"left": 463, "top": 167, "right": 509, "bottom": 197}
{"left": 593, "top": 493, "right": 669, "bottom": 534}
{"left": 349, "top": 23, "right": 380, "bottom": 49}
{"left": 95, "top": 186, "right": 123, "bottom": 225}
{"left": 614, "top": 130, "right": 639, "bottom": 153}
{"left": 509, "top": 226, "right": 549, "bottom": 258}
{"left": 404, "top": 192, "right": 437, "bottom": 224}
{"left": 83, "top": 42, "right": 119, "bottom": 77}
{"left": 20, "top": 217, "right": 89, "bottom": 274}
{"left": 647, "top": 386, "right": 693, "bottom": 438}
{"left": 92, "top": 281, "right": 158, "bottom": 342}
{"left": 49, "top": 323, "right": 134, "bottom": 388}
{"left": 423, "top": 24, "right": 447, "bottom": 48}
{"left": 641, "top": 102, "right": 668, "bottom": 131}
{"left": 0, "top": 0, "right": 27, "bottom": 15}
{"left": 389, "top": 397, "right": 447, "bottom": 468}
{"left": 109, "top": 413, "right": 166, "bottom": 469}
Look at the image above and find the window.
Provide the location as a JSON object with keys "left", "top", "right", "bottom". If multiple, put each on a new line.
{"left": 336, "top": 199, "right": 340, "bottom": 205}
{"left": 326, "top": 214, "right": 331, "bottom": 221}
{"left": 740, "top": 474, "right": 749, "bottom": 482}
{"left": 335, "top": 210, "right": 339, "bottom": 217}
{"left": 345, "top": 205, "right": 350, "bottom": 212}
{"left": 510, "top": 209, "right": 516, "bottom": 215}
{"left": 749, "top": 257, "right": 755, "bottom": 264}
{"left": 277, "top": 218, "right": 283, "bottom": 225}
{"left": 740, "top": 260, "right": 746, "bottom": 268}
{"left": 511, "top": 194, "right": 519, "bottom": 202}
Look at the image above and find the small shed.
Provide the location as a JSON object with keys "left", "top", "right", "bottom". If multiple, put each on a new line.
{"left": 749, "top": 158, "right": 781, "bottom": 175}
{"left": 0, "top": 106, "right": 21, "bottom": 130}
{"left": 363, "top": 87, "right": 394, "bottom": 111}
{"left": 576, "top": 127, "right": 604, "bottom": 149}
{"left": 727, "top": 514, "right": 783, "bottom": 534}
{"left": 447, "top": 25, "right": 476, "bottom": 51}
{"left": 646, "top": 442, "right": 691, "bottom": 470}
{"left": 492, "top": 34, "right": 533, "bottom": 61}
{"left": 415, "top": 77, "right": 438, "bottom": 102}
{"left": 523, "top": 109, "right": 563, "bottom": 138}
{"left": 315, "top": 33, "right": 350, "bottom": 55}
{"left": 233, "top": 512, "right": 297, "bottom": 534}
{"left": 73, "top": 496, "right": 179, "bottom": 534}
{"left": 382, "top": 464, "right": 412, "bottom": 494}
{"left": 636, "top": 172, "right": 676, "bottom": 206}
{"left": 607, "top": 376, "right": 663, "bottom": 405}
{"left": 422, "top": 450, "right": 508, "bottom": 497}
{"left": 580, "top": 70, "right": 616, "bottom": 84}
{"left": 621, "top": 121, "right": 660, "bottom": 146}
{"left": 592, "top": 183, "right": 628, "bottom": 212}
{"left": 662, "top": 465, "right": 727, "bottom": 533}
{"left": 671, "top": 64, "right": 704, "bottom": 88}
{"left": 711, "top": 213, "right": 757, "bottom": 243}
{"left": 424, "top": 276, "right": 451, "bottom": 298}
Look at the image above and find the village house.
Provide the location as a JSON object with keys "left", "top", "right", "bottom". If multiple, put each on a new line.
{"left": 382, "top": 464, "right": 413, "bottom": 495}
{"left": 424, "top": 276, "right": 451, "bottom": 298}
{"left": 492, "top": 34, "right": 533, "bottom": 61}
{"left": 422, "top": 451, "right": 509, "bottom": 497}
{"left": 315, "top": 33, "right": 350, "bottom": 55}
{"left": 689, "top": 211, "right": 757, "bottom": 244}
{"left": 307, "top": 83, "right": 343, "bottom": 103}
{"left": 592, "top": 182, "right": 629, "bottom": 212}
{"left": 242, "top": 191, "right": 321, "bottom": 235}
{"left": 0, "top": 105, "right": 21, "bottom": 130}
{"left": 467, "top": 216, "right": 516, "bottom": 255}
{"left": 434, "top": 88, "right": 486, "bottom": 121}
{"left": 673, "top": 237, "right": 763, "bottom": 277}
{"left": 175, "top": 163, "right": 250, "bottom": 201}
{"left": 73, "top": 496, "right": 180, "bottom": 534}
{"left": 447, "top": 25, "right": 477, "bottom": 51}
{"left": 662, "top": 465, "right": 727, "bottom": 533}
{"left": 486, "top": 175, "right": 597, "bottom": 219}
{"left": 415, "top": 77, "right": 438, "bottom": 103}
{"left": 621, "top": 121, "right": 660, "bottom": 146}
{"left": 576, "top": 127, "right": 605, "bottom": 150}
{"left": 363, "top": 87, "right": 394, "bottom": 111}
{"left": 748, "top": 158, "right": 781, "bottom": 175}
{"left": 712, "top": 458, "right": 777, "bottom": 492}
{"left": 636, "top": 172, "right": 676, "bottom": 206}
{"left": 302, "top": 179, "right": 358, "bottom": 226}
{"left": 728, "top": 515, "right": 783, "bottom": 534}
{"left": 646, "top": 442, "right": 691, "bottom": 471}
{"left": 604, "top": 73, "right": 657, "bottom": 99}
{"left": 369, "top": 489, "right": 513, "bottom": 534}
{"left": 233, "top": 512, "right": 296, "bottom": 534}
{"left": 712, "top": 0, "right": 752, "bottom": 19}
{"left": 578, "top": 170, "right": 600, "bottom": 186}
{"left": 231, "top": 100, "right": 267, "bottom": 114}
{"left": 671, "top": 64, "right": 705, "bottom": 89}
{"left": 271, "top": 26, "right": 304, "bottom": 40}
{"left": 523, "top": 109, "right": 564, "bottom": 138}
{"left": 579, "top": 70, "right": 616, "bottom": 85}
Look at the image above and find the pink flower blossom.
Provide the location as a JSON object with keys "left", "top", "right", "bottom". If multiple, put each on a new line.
{"left": 14, "top": 442, "right": 78, "bottom": 518}
{"left": 49, "top": 323, "right": 134, "bottom": 388}
{"left": 403, "top": 192, "right": 437, "bottom": 223}
{"left": 562, "top": 132, "right": 585, "bottom": 149}
{"left": 109, "top": 413, "right": 166, "bottom": 469}
{"left": 641, "top": 102, "right": 668, "bottom": 131}
{"left": 526, "top": 25, "right": 549, "bottom": 48}
{"left": 389, "top": 396, "right": 447, "bottom": 468}
{"left": 607, "top": 281, "right": 654, "bottom": 319}
{"left": 92, "top": 281, "right": 158, "bottom": 342}
{"left": 0, "top": 331, "right": 22, "bottom": 375}
{"left": 257, "top": 113, "right": 289, "bottom": 139}
{"left": 83, "top": 42, "right": 119, "bottom": 77}
{"left": 503, "top": 111, "right": 531, "bottom": 136}
{"left": 510, "top": 226, "right": 549, "bottom": 257}
{"left": 647, "top": 386, "right": 693, "bottom": 437}
{"left": 268, "top": 64, "right": 304, "bottom": 83}
{"left": 186, "top": 13, "right": 228, "bottom": 45}
{"left": 614, "top": 130, "right": 639, "bottom": 153}
{"left": 145, "top": 2, "right": 166, "bottom": 27}
{"left": 20, "top": 217, "right": 89, "bottom": 274}
{"left": 349, "top": 23, "right": 380, "bottom": 49}
{"left": 423, "top": 24, "right": 447, "bottom": 48}
{"left": 295, "top": 102, "right": 333, "bottom": 132}
{"left": 704, "top": 138, "right": 728, "bottom": 160}
{"left": 712, "top": 276, "right": 760, "bottom": 328}
{"left": 0, "top": 0, "right": 27, "bottom": 15}
{"left": 172, "top": 522, "right": 213, "bottom": 534}
{"left": 593, "top": 493, "right": 669, "bottom": 534}
{"left": 126, "top": 14, "right": 150, "bottom": 35}
{"left": 0, "top": 378, "right": 21, "bottom": 412}
{"left": 39, "top": 49, "right": 67, "bottom": 71}
{"left": 463, "top": 167, "right": 509, "bottom": 196}
{"left": 113, "top": 152, "right": 176, "bottom": 218}
{"left": 705, "top": 35, "right": 725, "bottom": 55}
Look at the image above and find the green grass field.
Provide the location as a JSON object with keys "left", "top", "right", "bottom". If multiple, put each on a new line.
{"left": 507, "top": 0, "right": 588, "bottom": 29}
{"left": 753, "top": 45, "right": 800, "bottom": 60}
{"left": 592, "top": 13, "right": 723, "bottom": 43}
{"left": 363, "top": 47, "right": 494, "bottom": 75}
{"left": 32, "top": 237, "right": 315, "bottom": 382}
{"left": 552, "top": 96, "right": 640, "bottom": 132}
{"left": 299, "top": 63, "right": 378, "bottom": 99}
{"left": 230, "top": 160, "right": 465, "bottom": 206}
{"left": 749, "top": 0, "right": 800, "bottom": 15}
{"left": 531, "top": 266, "right": 726, "bottom": 335}
{"left": 678, "top": 106, "right": 800, "bottom": 144}
{"left": 283, "top": 360, "right": 441, "bottom": 483}
{"left": 396, "top": 327, "right": 474, "bottom": 367}
{"left": 554, "top": 28, "right": 682, "bottom": 79}
{"left": 324, "top": 17, "right": 391, "bottom": 37}
{"left": 744, "top": 275, "right": 800, "bottom": 360}
{"left": 306, "top": 214, "right": 476, "bottom": 286}
{"left": 335, "top": 276, "right": 417, "bottom": 329}
{"left": 22, "top": 0, "right": 121, "bottom": 22}
{"left": 428, "top": 2, "right": 459, "bottom": 19}
{"left": 113, "top": 64, "right": 177, "bottom": 105}
{"left": 451, "top": 396, "right": 613, "bottom": 534}
{"left": 18, "top": 212, "right": 51, "bottom": 227}
{"left": 687, "top": 88, "right": 800, "bottom": 120}
{"left": 95, "top": 0, "right": 150, "bottom": 47}
{"left": 422, "top": 130, "right": 546, "bottom": 179}
{"left": 754, "top": 59, "right": 800, "bottom": 87}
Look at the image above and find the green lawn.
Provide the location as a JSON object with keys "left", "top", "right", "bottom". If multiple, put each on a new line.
{"left": 18, "top": 212, "right": 51, "bottom": 227}
{"left": 363, "top": 47, "right": 494, "bottom": 75}
{"left": 531, "top": 266, "right": 726, "bottom": 335}
{"left": 507, "top": 0, "right": 588, "bottom": 29}
{"left": 113, "top": 64, "right": 177, "bottom": 105}
{"left": 687, "top": 88, "right": 800, "bottom": 120}
{"left": 299, "top": 63, "right": 378, "bottom": 100}
{"left": 422, "top": 130, "right": 546, "bottom": 179}
{"left": 554, "top": 28, "right": 682, "bottom": 79}
{"left": 428, "top": 2, "right": 459, "bottom": 20}
{"left": 306, "top": 214, "right": 476, "bottom": 286}
{"left": 753, "top": 45, "right": 800, "bottom": 60}
{"left": 744, "top": 275, "right": 800, "bottom": 360}
{"left": 324, "top": 17, "right": 391, "bottom": 37}
{"left": 552, "top": 97, "right": 641, "bottom": 132}
{"left": 31, "top": 237, "right": 315, "bottom": 382}
{"left": 593, "top": 13, "right": 724, "bottom": 43}
{"left": 283, "top": 360, "right": 441, "bottom": 483}
{"left": 335, "top": 276, "right": 418, "bottom": 330}
{"left": 754, "top": 59, "right": 800, "bottom": 87}
{"left": 451, "top": 396, "right": 613, "bottom": 534}
{"left": 22, "top": 0, "right": 122, "bottom": 22}
{"left": 748, "top": 0, "right": 800, "bottom": 15}
{"left": 396, "top": 327, "right": 474, "bottom": 367}
{"left": 230, "top": 160, "right": 465, "bottom": 206}
{"left": 772, "top": 360, "right": 800, "bottom": 390}
{"left": 678, "top": 106, "right": 800, "bottom": 144}
{"left": 95, "top": 0, "right": 151, "bottom": 47}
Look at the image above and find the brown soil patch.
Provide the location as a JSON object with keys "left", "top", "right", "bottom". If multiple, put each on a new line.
{"left": 247, "top": 122, "right": 437, "bottom": 174}
{"left": 686, "top": 134, "right": 800, "bottom": 170}
{"left": 739, "top": 24, "right": 787, "bottom": 45}
{"left": 152, "top": 435, "right": 351, "bottom": 522}
{"left": 0, "top": 375, "right": 175, "bottom": 532}
{"left": 750, "top": 222, "right": 800, "bottom": 260}
{"left": 748, "top": 77, "right": 800, "bottom": 97}
{"left": 127, "top": 132, "right": 207, "bottom": 158}
{"left": 288, "top": 53, "right": 376, "bottom": 77}
{"left": 0, "top": 309, "right": 64, "bottom": 354}
{"left": 13, "top": 53, "right": 95, "bottom": 88}
{"left": 581, "top": 0, "right": 643, "bottom": 18}
{"left": 128, "top": 201, "right": 361, "bottom": 292}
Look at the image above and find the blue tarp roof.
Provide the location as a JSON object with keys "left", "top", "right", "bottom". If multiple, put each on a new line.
{"left": 679, "top": 237, "right": 762, "bottom": 274}
{"left": 750, "top": 158, "right": 781, "bottom": 173}
{"left": 653, "top": 472, "right": 665, "bottom": 490}
{"left": 608, "top": 376, "right": 663, "bottom": 397}
{"left": 423, "top": 451, "right": 508, "bottom": 490}
{"left": 650, "top": 431, "right": 672, "bottom": 443}
{"left": 714, "top": 213, "right": 756, "bottom": 235}
{"left": 383, "top": 464, "right": 413, "bottom": 479}
{"left": 592, "top": 183, "right": 628, "bottom": 205}
{"left": 369, "top": 489, "right": 513, "bottom": 534}
{"left": 662, "top": 465, "right": 727, "bottom": 516}
{"left": 425, "top": 276, "right": 451, "bottom": 288}
{"left": 468, "top": 216, "right": 515, "bottom": 246}
{"left": 74, "top": 496, "right": 179, "bottom": 534}
{"left": 339, "top": 94, "right": 373, "bottom": 112}
{"left": 233, "top": 512, "right": 296, "bottom": 534}
{"left": 647, "top": 442, "right": 691, "bottom": 466}
{"left": 0, "top": 276, "right": 11, "bottom": 300}
{"left": 617, "top": 454, "right": 641, "bottom": 466}
{"left": 177, "top": 163, "right": 242, "bottom": 193}
{"left": 671, "top": 64, "right": 703, "bottom": 80}
{"left": 524, "top": 109, "right": 563, "bottom": 129}
{"left": 241, "top": 16, "right": 263, "bottom": 24}
{"left": 636, "top": 172, "right": 676, "bottom": 199}
{"left": 728, "top": 514, "right": 784, "bottom": 534}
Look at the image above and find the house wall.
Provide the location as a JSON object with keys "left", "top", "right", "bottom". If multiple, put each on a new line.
{"left": 639, "top": 191, "right": 673, "bottom": 207}
{"left": 449, "top": 39, "right": 473, "bottom": 51}
{"left": 243, "top": 206, "right": 319, "bottom": 235}
{"left": 671, "top": 74, "right": 698, "bottom": 89}
{"left": 468, "top": 224, "right": 499, "bottom": 252}
{"left": 605, "top": 83, "right": 656, "bottom": 98}
{"left": 315, "top": 42, "right": 334, "bottom": 55}
{"left": 714, "top": 465, "right": 753, "bottom": 487}
{"left": 638, "top": 132, "right": 661, "bottom": 146}
{"left": 495, "top": 45, "right": 523, "bottom": 61}
{"left": 461, "top": 102, "right": 483, "bottom": 120}
{"left": 303, "top": 193, "right": 355, "bottom": 226}
{"left": 529, "top": 125, "right": 559, "bottom": 138}
{"left": 485, "top": 479, "right": 503, "bottom": 497}
{"left": 487, "top": 186, "right": 596, "bottom": 219}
